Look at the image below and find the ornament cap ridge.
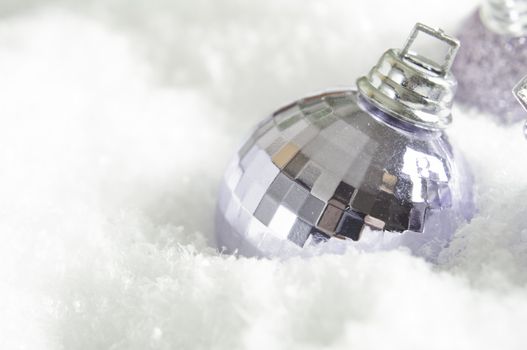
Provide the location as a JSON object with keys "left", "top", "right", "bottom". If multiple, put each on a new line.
{"left": 481, "top": 0, "right": 527, "bottom": 37}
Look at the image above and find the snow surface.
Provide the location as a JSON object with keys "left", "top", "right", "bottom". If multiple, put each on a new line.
{"left": 2, "top": 0, "right": 527, "bottom": 349}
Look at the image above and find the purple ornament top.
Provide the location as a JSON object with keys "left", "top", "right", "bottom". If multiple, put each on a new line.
{"left": 453, "top": 8, "right": 527, "bottom": 124}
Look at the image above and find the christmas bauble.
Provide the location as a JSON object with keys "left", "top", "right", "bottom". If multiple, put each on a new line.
{"left": 453, "top": 0, "right": 527, "bottom": 124}
{"left": 215, "top": 24, "right": 475, "bottom": 261}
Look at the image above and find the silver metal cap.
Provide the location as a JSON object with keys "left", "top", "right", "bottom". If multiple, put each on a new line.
{"left": 513, "top": 74, "right": 527, "bottom": 138}
{"left": 513, "top": 74, "right": 527, "bottom": 111}
{"left": 481, "top": 0, "right": 527, "bottom": 37}
{"left": 357, "top": 23, "right": 460, "bottom": 130}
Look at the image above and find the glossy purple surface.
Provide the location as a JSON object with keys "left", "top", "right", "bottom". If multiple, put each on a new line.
{"left": 215, "top": 90, "right": 475, "bottom": 261}
{"left": 453, "top": 11, "right": 527, "bottom": 124}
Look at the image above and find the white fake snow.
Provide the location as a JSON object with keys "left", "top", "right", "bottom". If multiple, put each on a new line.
{"left": 1, "top": 1, "right": 527, "bottom": 349}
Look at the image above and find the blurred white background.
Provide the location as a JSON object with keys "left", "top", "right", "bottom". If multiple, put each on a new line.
{"left": 3, "top": 0, "right": 527, "bottom": 349}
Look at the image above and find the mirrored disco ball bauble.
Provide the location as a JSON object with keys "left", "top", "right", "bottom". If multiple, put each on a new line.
{"left": 215, "top": 24, "right": 475, "bottom": 261}
{"left": 453, "top": 0, "right": 527, "bottom": 124}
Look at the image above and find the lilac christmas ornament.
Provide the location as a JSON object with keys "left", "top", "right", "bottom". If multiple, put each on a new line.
{"left": 215, "top": 24, "right": 475, "bottom": 261}
{"left": 453, "top": 0, "right": 527, "bottom": 123}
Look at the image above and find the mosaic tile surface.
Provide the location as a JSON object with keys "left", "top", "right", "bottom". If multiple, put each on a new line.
{"left": 215, "top": 90, "right": 474, "bottom": 259}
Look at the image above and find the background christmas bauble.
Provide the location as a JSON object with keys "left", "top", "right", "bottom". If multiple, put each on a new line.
{"left": 453, "top": 1, "right": 527, "bottom": 124}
